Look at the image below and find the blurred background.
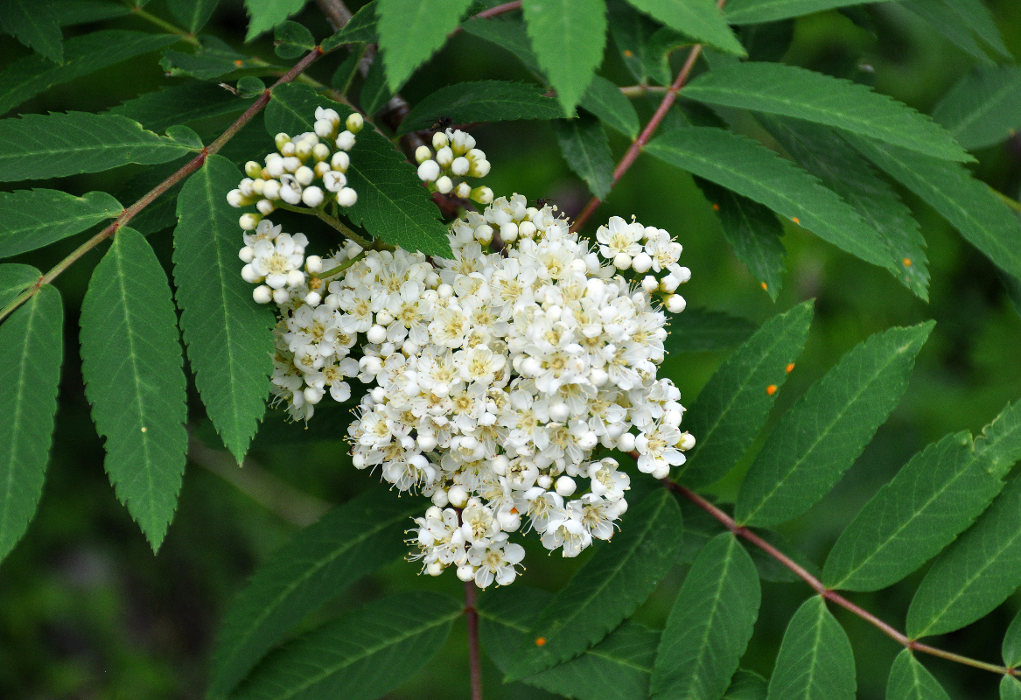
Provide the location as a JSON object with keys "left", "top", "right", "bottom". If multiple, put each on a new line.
{"left": 1, "top": 0, "right": 1020, "bottom": 697}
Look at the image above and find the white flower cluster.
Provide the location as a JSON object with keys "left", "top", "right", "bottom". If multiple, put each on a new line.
{"left": 596, "top": 216, "right": 691, "bottom": 314}
{"left": 415, "top": 128, "right": 494, "bottom": 204}
{"left": 227, "top": 107, "right": 364, "bottom": 231}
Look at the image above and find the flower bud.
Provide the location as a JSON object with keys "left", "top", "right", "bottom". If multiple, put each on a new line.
{"left": 252, "top": 285, "right": 272, "bottom": 304}
{"left": 337, "top": 187, "right": 358, "bottom": 207}
{"left": 417, "top": 159, "right": 440, "bottom": 182}
{"left": 336, "top": 130, "right": 356, "bottom": 151}
{"left": 435, "top": 176, "right": 453, "bottom": 194}
{"left": 345, "top": 112, "right": 364, "bottom": 133}
{"left": 301, "top": 185, "right": 324, "bottom": 207}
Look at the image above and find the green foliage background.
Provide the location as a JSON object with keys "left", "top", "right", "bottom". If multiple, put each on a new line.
{"left": 0, "top": 0, "right": 1020, "bottom": 698}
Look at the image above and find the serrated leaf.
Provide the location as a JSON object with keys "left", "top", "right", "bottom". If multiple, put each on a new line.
{"left": 664, "top": 306, "right": 757, "bottom": 353}
{"left": 479, "top": 586, "right": 658, "bottom": 699}
{"left": 273, "top": 20, "right": 314, "bottom": 59}
{"left": 943, "top": 0, "right": 1011, "bottom": 58}
{"left": 726, "top": 670, "right": 769, "bottom": 699}
{"left": 725, "top": 0, "right": 896, "bottom": 24}
{"left": 767, "top": 596, "right": 856, "bottom": 700}
{"left": 504, "top": 489, "right": 682, "bottom": 681}
{"left": 321, "top": 0, "right": 378, "bottom": 49}
{"left": 645, "top": 127, "right": 894, "bottom": 276}
{"left": 0, "top": 0, "right": 63, "bottom": 63}
{"left": 244, "top": 0, "right": 306, "bottom": 41}
{"left": 626, "top": 0, "right": 745, "bottom": 56}
{"left": 736, "top": 322, "right": 933, "bottom": 527}
{"left": 79, "top": 228, "right": 187, "bottom": 551}
{"left": 161, "top": 36, "right": 265, "bottom": 80}
{"left": 109, "top": 83, "right": 252, "bottom": 133}
{"left": 0, "top": 189, "right": 121, "bottom": 259}
{"left": 522, "top": 0, "right": 606, "bottom": 116}
{"left": 579, "top": 74, "right": 640, "bottom": 139}
{"left": 608, "top": 0, "right": 671, "bottom": 85}
{"left": 359, "top": 57, "right": 392, "bottom": 116}
{"left": 208, "top": 489, "right": 421, "bottom": 698}
{"left": 460, "top": 12, "right": 542, "bottom": 76}
{"left": 399, "top": 80, "right": 562, "bottom": 135}
{"left": 554, "top": 116, "right": 614, "bottom": 199}
{"left": 378, "top": 0, "right": 473, "bottom": 91}
{"left": 932, "top": 65, "right": 1021, "bottom": 151}
{"left": 0, "top": 30, "right": 179, "bottom": 116}
{"left": 168, "top": 0, "right": 220, "bottom": 33}
{"left": 761, "top": 117, "right": 929, "bottom": 299}
{"left": 885, "top": 650, "right": 950, "bottom": 700}
{"left": 1003, "top": 608, "right": 1021, "bottom": 667}
{"left": 847, "top": 135, "right": 1021, "bottom": 281}
{"left": 0, "top": 285, "right": 62, "bottom": 564}
{"left": 266, "top": 83, "right": 451, "bottom": 257}
{"left": 682, "top": 300, "right": 813, "bottom": 488}
{"left": 695, "top": 178, "right": 785, "bottom": 297}
{"left": 683, "top": 62, "right": 971, "bottom": 162}
{"left": 904, "top": 0, "right": 1009, "bottom": 63}
{"left": 652, "top": 533, "right": 760, "bottom": 698}
{"left": 0, "top": 264, "right": 40, "bottom": 309}
{"left": 229, "top": 591, "right": 461, "bottom": 700}
{"left": 0, "top": 112, "right": 192, "bottom": 183}
{"left": 1003, "top": 677, "right": 1021, "bottom": 700}
{"left": 822, "top": 430, "right": 1003, "bottom": 592}
{"left": 173, "top": 155, "right": 274, "bottom": 463}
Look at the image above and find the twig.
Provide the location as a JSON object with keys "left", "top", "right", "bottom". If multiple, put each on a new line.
{"left": 465, "top": 580, "right": 484, "bottom": 700}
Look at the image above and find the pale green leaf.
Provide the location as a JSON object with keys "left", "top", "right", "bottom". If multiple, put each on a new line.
{"left": 208, "top": 489, "right": 422, "bottom": 698}
{"left": 683, "top": 62, "right": 971, "bottom": 162}
{"left": 522, "top": 0, "right": 606, "bottom": 116}
{"left": 736, "top": 322, "right": 933, "bottom": 527}
{"left": 399, "top": 80, "right": 562, "bottom": 135}
{"left": 173, "top": 155, "right": 274, "bottom": 463}
{"left": 79, "top": 228, "right": 188, "bottom": 551}
{"left": 726, "top": 670, "right": 769, "bottom": 699}
{"left": 0, "top": 0, "right": 63, "bottom": 63}
{"left": 378, "top": 0, "right": 473, "bottom": 91}
{"left": 0, "top": 112, "right": 192, "bottom": 183}
{"left": 0, "top": 264, "right": 39, "bottom": 309}
{"left": 664, "top": 306, "right": 756, "bottom": 353}
{"left": 109, "top": 83, "right": 252, "bottom": 133}
{"left": 1005, "top": 677, "right": 1021, "bottom": 700}
{"left": 579, "top": 74, "right": 640, "bottom": 139}
{"left": 932, "top": 65, "right": 1021, "bottom": 151}
{"left": 244, "top": 0, "right": 306, "bottom": 41}
{"left": 625, "top": 0, "right": 745, "bottom": 56}
{"left": 0, "top": 30, "right": 180, "bottom": 116}
{"left": 168, "top": 0, "right": 220, "bottom": 33}
{"left": 229, "top": 592, "right": 461, "bottom": 700}
{"left": 725, "top": 0, "right": 895, "bottom": 24}
{"left": 0, "top": 285, "right": 62, "bottom": 564}
{"left": 652, "top": 534, "right": 760, "bottom": 699}
{"left": 554, "top": 116, "right": 614, "bottom": 199}
{"left": 0, "top": 189, "right": 121, "bottom": 259}
{"left": 321, "top": 0, "right": 378, "bottom": 49}
{"left": 682, "top": 300, "right": 814, "bottom": 488}
{"left": 1003, "top": 608, "right": 1021, "bottom": 667}
{"left": 767, "top": 596, "right": 856, "bottom": 700}
{"left": 504, "top": 489, "right": 683, "bottom": 681}
{"left": 885, "top": 650, "right": 950, "bottom": 700}
{"left": 645, "top": 127, "right": 894, "bottom": 275}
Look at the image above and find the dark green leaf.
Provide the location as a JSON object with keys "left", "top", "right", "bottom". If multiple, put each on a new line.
{"left": 664, "top": 306, "right": 757, "bottom": 353}
{"left": 55, "top": 0, "right": 131, "bottom": 26}
{"left": 0, "top": 0, "right": 63, "bottom": 63}
{"left": 330, "top": 46, "right": 365, "bottom": 93}
{"left": 161, "top": 36, "right": 263, "bottom": 80}
{"left": 378, "top": 0, "right": 473, "bottom": 91}
{"left": 1003, "top": 608, "right": 1021, "bottom": 667}
{"left": 726, "top": 670, "right": 768, "bottom": 699}
{"left": 460, "top": 12, "right": 542, "bottom": 76}
{"left": 903, "top": 0, "right": 1008, "bottom": 63}
{"left": 0, "top": 112, "right": 193, "bottom": 182}
{"left": 244, "top": 0, "right": 306, "bottom": 41}
{"left": 0, "top": 189, "right": 121, "bottom": 259}
{"left": 321, "top": 0, "right": 378, "bottom": 49}
{"left": 274, "top": 20, "right": 315, "bottom": 59}
{"left": 736, "top": 322, "right": 933, "bottom": 527}
{"left": 885, "top": 650, "right": 950, "bottom": 700}
{"left": 229, "top": 592, "right": 461, "bottom": 700}
{"left": 932, "top": 65, "right": 1021, "bottom": 151}
{"left": 0, "top": 285, "right": 62, "bottom": 563}
{"left": 652, "top": 533, "right": 760, "bottom": 698}
{"left": 235, "top": 76, "right": 266, "bottom": 99}
{"left": 522, "top": 0, "right": 606, "bottom": 116}
{"left": 554, "top": 116, "right": 614, "bottom": 199}
{"left": 0, "top": 264, "right": 39, "bottom": 309}
{"left": 109, "top": 83, "right": 252, "bottom": 133}
{"left": 941, "top": 0, "right": 1011, "bottom": 58}
{"left": 626, "top": 0, "right": 745, "bottom": 56}
{"left": 0, "top": 30, "right": 180, "bottom": 116}
{"left": 399, "top": 80, "right": 562, "bottom": 135}
{"left": 359, "top": 56, "right": 392, "bottom": 116}
{"left": 168, "top": 0, "right": 220, "bottom": 33}
{"left": 971, "top": 400, "right": 1021, "bottom": 480}
{"left": 725, "top": 0, "right": 895, "bottom": 24}
{"left": 579, "top": 74, "right": 640, "bottom": 139}
{"left": 608, "top": 0, "right": 670, "bottom": 85}
{"left": 504, "top": 489, "right": 683, "bottom": 681}
{"left": 682, "top": 300, "right": 814, "bottom": 488}
{"left": 1003, "top": 677, "right": 1021, "bottom": 700}
{"left": 80, "top": 228, "right": 188, "bottom": 551}
{"left": 767, "top": 596, "right": 856, "bottom": 700}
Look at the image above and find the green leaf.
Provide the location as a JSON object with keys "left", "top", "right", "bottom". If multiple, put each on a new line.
{"left": 358, "top": 52, "right": 392, "bottom": 116}
{"left": 608, "top": 0, "right": 671, "bottom": 85}
{"left": 266, "top": 83, "right": 451, "bottom": 257}
{"left": 398, "top": 80, "right": 562, "bottom": 135}
{"left": 695, "top": 178, "right": 785, "bottom": 297}
{"left": 479, "top": 586, "right": 658, "bottom": 699}
{"left": 725, "top": 0, "right": 896, "bottom": 24}
{"left": 244, "top": 0, "right": 306, "bottom": 41}
{"left": 1003, "top": 607, "right": 1021, "bottom": 667}
{"left": 664, "top": 306, "right": 756, "bottom": 353}
{"left": 0, "top": 30, "right": 180, "bottom": 116}
{"left": 54, "top": 0, "right": 131, "bottom": 26}
{"left": 321, "top": 0, "right": 378, "bottom": 49}
{"left": 885, "top": 650, "right": 950, "bottom": 700}
{"left": 208, "top": 489, "right": 422, "bottom": 698}
{"left": 847, "top": 135, "right": 1021, "bottom": 281}
{"left": 503, "top": 489, "right": 683, "bottom": 681}
{"left": 578, "top": 74, "right": 640, "bottom": 139}
{"left": 0, "top": 285, "right": 62, "bottom": 564}
{"left": 554, "top": 116, "right": 614, "bottom": 199}
{"left": 823, "top": 430, "right": 1003, "bottom": 592}
{"left": 1003, "top": 677, "right": 1021, "bottom": 700}
{"left": 109, "top": 83, "right": 252, "bottom": 133}
{"left": 625, "top": 0, "right": 746, "bottom": 56}
{"left": 683, "top": 62, "right": 971, "bottom": 162}
{"left": 652, "top": 533, "right": 760, "bottom": 698}
{"left": 0, "top": 112, "right": 192, "bottom": 183}
{"left": 79, "top": 228, "right": 188, "bottom": 551}
{"left": 0, "top": 189, "right": 121, "bottom": 259}
{"left": 161, "top": 36, "right": 263, "bottom": 80}
{"left": 761, "top": 117, "right": 929, "bottom": 299}
{"left": 0, "top": 0, "right": 63, "bottom": 63}
{"left": 522, "top": 0, "right": 606, "bottom": 116}
{"left": 378, "top": 0, "right": 473, "bottom": 91}
{"left": 173, "top": 155, "right": 274, "bottom": 463}
{"left": 229, "top": 592, "right": 462, "bottom": 700}
{"left": 736, "top": 322, "right": 933, "bottom": 527}
{"left": 726, "top": 670, "right": 768, "bottom": 699}
{"left": 682, "top": 300, "right": 814, "bottom": 488}
{"left": 168, "top": 0, "right": 220, "bottom": 33}
{"left": 645, "top": 127, "right": 894, "bottom": 276}
{"left": 235, "top": 76, "right": 266, "bottom": 99}
{"left": 904, "top": 0, "right": 1009, "bottom": 63}
{"left": 460, "top": 12, "right": 542, "bottom": 76}
{"left": 767, "top": 596, "right": 856, "bottom": 700}
{"left": 932, "top": 65, "right": 1021, "bottom": 151}
{"left": 0, "top": 264, "right": 40, "bottom": 309}
{"left": 273, "top": 20, "right": 315, "bottom": 59}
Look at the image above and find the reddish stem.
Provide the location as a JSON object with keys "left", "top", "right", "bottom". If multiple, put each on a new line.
{"left": 465, "top": 580, "right": 484, "bottom": 700}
